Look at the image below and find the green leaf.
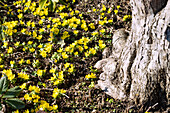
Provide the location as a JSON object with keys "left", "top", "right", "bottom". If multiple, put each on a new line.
{"left": 49, "top": 0, "right": 56, "bottom": 12}
{"left": 39, "top": 0, "right": 48, "bottom": 10}
{"left": 59, "top": 0, "right": 66, "bottom": 5}
{"left": 0, "top": 75, "right": 9, "bottom": 94}
{"left": 0, "top": 104, "right": 2, "bottom": 110}
{"left": 5, "top": 98, "right": 25, "bottom": 109}
{"left": 2, "top": 86, "right": 22, "bottom": 98}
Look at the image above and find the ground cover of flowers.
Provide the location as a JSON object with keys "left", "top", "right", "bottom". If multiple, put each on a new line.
{"left": 0, "top": 0, "right": 132, "bottom": 112}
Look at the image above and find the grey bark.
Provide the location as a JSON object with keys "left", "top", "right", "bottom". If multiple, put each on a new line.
{"left": 95, "top": 0, "right": 170, "bottom": 111}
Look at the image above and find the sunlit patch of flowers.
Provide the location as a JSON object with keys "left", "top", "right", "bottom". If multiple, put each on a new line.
{"left": 0, "top": 0, "right": 131, "bottom": 112}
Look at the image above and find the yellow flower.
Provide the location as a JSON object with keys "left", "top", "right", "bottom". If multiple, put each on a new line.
{"left": 74, "top": 51, "right": 78, "bottom": 56}
{"left": 7, "top": 47, "right": 13, "bottom": 53}
{"left": 14, "top": 41, "right": 20, "bottom": 47}
{"left": 79, "top": 14, "right": 82, "bottom": 17}
{"left": 0, "top": 65, "right": 4, "bottom": 68}
{"left": 21, "top": 28, "right": 27, "bottom": 34}
{"left": 18, "top": 72, "right": 29, "bottom": 80}
{"left": 23, "top": 109, "right": 30, "bottom": 113}
{"left": 68, "top": 64, "right": 74, "bottom": 73}
{"left": 89, "top": 48, "right": 96, "bottom": 55}
{"left": 0, "top": 58, "right": 2, "bottom": 63}
{"left": 62, "top": 52, "right": 69, "bottom": 59}
{"left": 37, "top": 69, "right": 44, "bottom": 77}
{"left": 77, "top": 45, "right": 83, "bottom": 52}
{"left": 18, "top": 13, "right": 23, "bottom": 19}
{"left": 85, "top": 52, "right": 89, "bottom": 57}
{"left": 19, "top": 59, "right": 24, "bottom": 65}
{"left": 3, "top": 41, "right": 8, "bottom": 47}
{"left": 53, "top": 79, "right": 60, "bottom": 85}
{"left": 26, "top": 60, "right": 31, "bottom": 64}
{"left": 99, "top": 40, "right": 106, "bottom": 49}
{"left": 13, "top": 29, "right": 17, "bottom": 33}
{"left": 57, "top": 48, "right": 63, "bottom": 52}
{"left": 10, "top": 60, "right": 15, "bottom": 65}
{"left": 70, "top": 11, "right": 74, "bottom": 16}
{"left": 60, "top": 89, "right": 66, "bottom": 94}
{"left": 58, "top": 74, "right": 64, "bottom": 81}
{"left": 108, "top": 19, "right": 113, "bottom": 23}
{"left": 33, "top": 99, "right": 39, "bottom": 103}
{"left": 29, "top": 47, "right": 35, "bottom": 53}
{"left": 85, "top": 73, "right": 96, "bottom": 79}
{"left": 81, "top": 22, "right": 88, "bottom": 31}
{"left": 47, "top": 24, "right": 50, "bottom": 28}
{"left": 117, "top": 5, "right": 120, "bottom": 9}
{"left": 93, "top": 8, "right": 96, "bottom": 12}
{"left": 24, "top": 94, "right": 31, "bottom": 100}
{"left": 84, "top": 45, "right": 88, "bottom": 49}
{"left": 91, "top": 31, "right": 98, "bottom": 36}
{"left": 36, "top": 35, "right": 42, "bottom": 40}
{"left": 99, "top": 29, "right": 105, "bottom": 33}
{"left": 73, "top": 30, "right": 79, "bottom": 35}
{"left": 61, "top": 31, "right": 70, "bottom": 40}
{"left": 39, "top": 28, "right": 45, "bottom": 33}
{"left": 107, "top": 8, "right": 112, "bottom": 13}
{"left": 64, "top": 62, "right": 70, "bottom": 68}
{"left": 50, "top": 68, "right": 56, "bottom": 73}
{"left": 3, "top": 69, "right": 15, "bottom": 81}
{"left": 88, "top": 23, "right": 95, "bottom": 29}
{"left": 23, "top": 73, "right": 29, "bottom": 80}
{"left": 31, "top": 22, "right": 35, "bottom": 27}
{"left": 53, "top": 104, "right": 58, "bottom": 110}
{"left": 99, "top": 43, "right": 106, "bottom": 49}
{"left": 28, "top": 41, "right": 33, "bottom": 45}
{"left": 32, "top": 31, "right": 37, "bottom": 38}
{"left": 38, "top": 44, "right": 43, "bottom": 48}
{"left": 14, "top": 110, "right": 19, "bottom": 113}
{"left": 102, "top": 5, "right": 106, "bottom": 11}
{"left": 65, "top": 46, "right": 71, "bottom": 52}
{"left": 99, "top": 20, "right": 105, "bottom": 25}
{"left": 20, "top": 20, "right": 25, "bottom": 25}
{"left": 40, "top": 50, "right": 47, "bottom": 58}
{"left": 54, "top": 59, "right": 58, "bottom": 63}
{"left": 20, "top": 83, "right": 27, "bottom": 89}
{"left": 114, "top": 10, "right": 118, "bottom": 15}
{"left": 52, "top": 88, "right": 59, "bottom": 98}
{"left": 34, "top": 87, "right": 40, "bottom": 93}
{"left": 28, "top": 85, "right": 34, "bottom": 91}
{"left": 75, "top": 10, "right": 79, "bottom": 14}
{"left": 44, "top": 43, "right": 53, "bottom": 53}
{"left": 26, "top": 21, "right": 31, "bottom": 27}
{"left": 39, "top": 19, "right": 43, "bottom": 25}
{"left": 43, "top": 83, "right": 46, "bottom": 88}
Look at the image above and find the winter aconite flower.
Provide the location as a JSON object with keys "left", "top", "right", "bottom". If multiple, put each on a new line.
{"left": 85, "top": 73, "right": 96, "bottom": 79}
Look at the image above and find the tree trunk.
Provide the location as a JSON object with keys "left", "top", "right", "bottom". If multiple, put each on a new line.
{"left": 94, "top": 0, "right": 170, "bottom": 111}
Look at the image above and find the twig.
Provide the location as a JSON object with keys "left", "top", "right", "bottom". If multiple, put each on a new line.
{"left": 61, "top": 93, "right": 69, "bottom": 99}
{"left": 146, "top": 103, "right": 158, "bottom": 112}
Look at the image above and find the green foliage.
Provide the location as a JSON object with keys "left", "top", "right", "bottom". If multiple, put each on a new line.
{"left": 2, "top": 86, "right": 22, "bottom": 98}
{"left": 39, "top": 0, "right": 48, "bottom": 10}
{"left": 0, "top": 75, "right": 25, "bottom": 110}
{"left": 39, "top": 0, "right": 66, "bottom": 12}
{"left": 109, "top": 99, "right": 114, "bottom": 103}
{"left": 0, "top": 17, "right": 6, "bottom": 40}
{"left": 88, "top": 81, "right": 95, "bottom": 88}
{"left": 4, "top": 98, "right": 25, "bottom": 109}
{"left": 0, "top": 75, "right": 8, "bottom": 95}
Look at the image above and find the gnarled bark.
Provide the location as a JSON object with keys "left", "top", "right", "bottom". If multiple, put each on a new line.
{"left": 95, "top": 0, "right": 170, "bottom": 111}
